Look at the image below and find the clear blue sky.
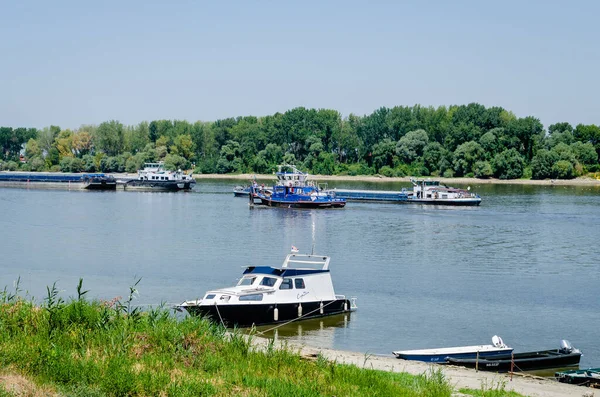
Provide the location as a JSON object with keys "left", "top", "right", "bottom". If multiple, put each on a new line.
{"left": 1, "top": 0, "right": 598, "bottom": 130}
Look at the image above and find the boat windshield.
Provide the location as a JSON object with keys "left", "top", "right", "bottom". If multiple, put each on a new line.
{"left": 238, "top": 277, "right": 256, "bottom": 286}
{"left": 260, "top": 277, "right": 277, "bottom": 287}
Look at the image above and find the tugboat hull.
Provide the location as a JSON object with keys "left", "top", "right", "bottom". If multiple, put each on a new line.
{"left": 122, "top": 180, "right": 195, "bottom": 191}
{"left": 259, "top": 198, "right": 346, "bottom": 208}
{"left": 183, "top": 298, "right": 352, "bottom": 327}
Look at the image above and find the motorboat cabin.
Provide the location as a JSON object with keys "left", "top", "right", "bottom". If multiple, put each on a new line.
{"left": 178, "top": 253, "right": 356, "bottom": 327}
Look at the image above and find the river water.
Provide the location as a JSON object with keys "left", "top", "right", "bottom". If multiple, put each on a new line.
{"left": 1, "top": 180, "right": 599, "bottom": 368}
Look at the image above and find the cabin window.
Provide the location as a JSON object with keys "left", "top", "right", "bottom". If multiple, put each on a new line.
{"left": 260, "top": 277, "right": 277, "bottom": 287}
{"left": 238, "top": 277, "right": 256, "bottom": 286}
{"left": 205, "top": 294, "right": 215, "bottom": 300}
{"left": 239, "top": 294, "right": 263, "bottom": 301}
{"left": 295, "top": 278, "right": 305, "bottom": 289}
{"left": 279, "top": 278, "right": 293, "bottom": 290}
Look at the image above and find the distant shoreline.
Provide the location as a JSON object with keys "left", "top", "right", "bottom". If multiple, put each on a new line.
{"left": 191, "top": 173, "right": 600, "bottom": 186}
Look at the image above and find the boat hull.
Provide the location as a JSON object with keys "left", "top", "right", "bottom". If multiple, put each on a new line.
{"left": 447, "top": 350, "right": 582, "bottom": 372}
{"left": 395, "top": 348, "right": 512, "bottom": 363}
{"left": 121, "top": 180, "right": 196, "bottom": 191}
{"left": 555, "top": 368, "right": 600, "bottom": 386}
{"left": 406, "top": 198, "right": 482, "bottom": 206}
{"left": 183, "top": 298, "right": 352, "bottom": 327}
{"left": 258, "top": 198, "right": 346, "bottom": 208}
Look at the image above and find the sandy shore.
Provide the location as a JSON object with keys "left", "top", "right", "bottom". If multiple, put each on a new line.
{"left": 251, "top": 336, "right": 590, "bottom": 397}
{"left": 192, "top": 173, "right": 600, "bottom": 187}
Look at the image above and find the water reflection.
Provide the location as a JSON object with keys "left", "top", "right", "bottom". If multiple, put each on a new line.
{"left": 252, "top": 313, "right": 352, "bottom": 348}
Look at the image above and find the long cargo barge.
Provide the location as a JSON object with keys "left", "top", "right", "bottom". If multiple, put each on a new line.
{"left": 326, "top": 178, "right": 482, "bottom": 206}
{"left": 0, "top": 172, "right": 116, "bottom": 190}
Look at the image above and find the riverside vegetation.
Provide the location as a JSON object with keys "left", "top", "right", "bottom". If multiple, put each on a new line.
{"left": 0, "top": 104, "right": 598, "bottom": 180}
{"left": 0, "top": 279, "right": 523, "bottom": 397}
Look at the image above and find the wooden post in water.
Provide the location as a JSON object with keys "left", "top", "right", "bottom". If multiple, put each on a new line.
{"left": 475, "top": 350, "right": 479, "bottom": 372}
{"left": 510, "top": 352, "right": 514, "bottom": 381}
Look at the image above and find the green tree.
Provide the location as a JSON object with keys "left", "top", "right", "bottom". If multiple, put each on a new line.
{"left": 395, "top": 129, "right": 429, "bottom": 163}
{"left": 422, "top": 142, "right": 445, "bottom": 174}
{"left": 474, "top": 161, "right": 493, "bottom": 178}
{"left": 570, "top": 141, "right": 598, "bottom": 165}
{"left": 171, "top": 134, "right": 195, "bottom": 160}
{"left": 95, "top": 120, "right": 125, "bottom": 156}
{"left": 164, "top": 154, "right": 190, "bottom": 171}
{"left": 552, "top": 160, "right": 574, "bottom": 179}
{"left": 25, "top": 138, "right": 42, "bottom": 159}
{"left": 530, "top": 149, "right": 559, "bottom": 179}
{"left": 453, "top": 141, "right": 485, "bottom": 176}
{"left": 492, "top": 148, "right": 525, "bottom": 179}
{"left": 371, "top": 138, "right": 396, "bottom": 171}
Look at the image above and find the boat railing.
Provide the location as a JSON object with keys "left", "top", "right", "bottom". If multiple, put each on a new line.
{"left": 282, "top": 254, "right": 330, "bottom": 270}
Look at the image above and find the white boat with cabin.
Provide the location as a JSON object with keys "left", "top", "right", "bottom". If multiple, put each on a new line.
{"left": 121, "top": 162, "right": 196, "bottom": 191}
{"left": 178, "top": 253, "right": 357, "bottom": 327}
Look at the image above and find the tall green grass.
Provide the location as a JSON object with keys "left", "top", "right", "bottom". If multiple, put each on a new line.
{"left": 0, "top": 279, "right": 517, "bottom": 396}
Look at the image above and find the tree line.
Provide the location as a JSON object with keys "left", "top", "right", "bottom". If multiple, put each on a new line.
{"left": 1, "top": 103, "right": 599, "bottom": 179}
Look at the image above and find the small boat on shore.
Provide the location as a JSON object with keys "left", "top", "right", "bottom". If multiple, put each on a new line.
{"left": 251, "top": 165, "right": 346, "bottom": 208}
{"left": 178, "top": 252, "right": 357, "bottom": 327}
{"left": 446, "top": 340, "right": 581, "bottom": 372}
{"left": 556, "top": 367, "right": 600, "bottom": 387}
{"left": 393, "top": 336, "right": 512, "bottom": 362}
{"left": 121, "top": 162, "right": 196, "bottom": 191}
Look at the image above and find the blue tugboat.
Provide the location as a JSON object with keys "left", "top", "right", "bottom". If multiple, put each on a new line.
{"left": 250, "top": 165, "right": 346, "bottom": 208}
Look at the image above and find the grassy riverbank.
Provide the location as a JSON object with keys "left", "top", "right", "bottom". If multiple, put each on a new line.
{"left": 0, "top": 280, "right": 525, "bottom": 397}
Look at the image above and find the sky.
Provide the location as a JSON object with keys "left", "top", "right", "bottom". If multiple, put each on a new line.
{"left": 1, "top": 0, "right": 599, "bottom": 130}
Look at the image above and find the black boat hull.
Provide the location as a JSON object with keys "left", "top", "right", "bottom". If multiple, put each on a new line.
{"left": 259, "top": 198, "right": 346, "bottom": 209}
{"left": 122, "top": 180, "right": 196, "bottom": 191}
{"left": 446, "top": 350, "right": 582, "bottom": 372}
{"left": 183, "top": 298, "right": 352, "bottom": 327}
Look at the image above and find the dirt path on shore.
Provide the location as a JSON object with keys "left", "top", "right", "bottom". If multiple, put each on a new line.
{"left": 192, "top": 173, "right": 600, "bottom": 187}
{"left": 250, "top": 337, "right": 592, "bottom": 397}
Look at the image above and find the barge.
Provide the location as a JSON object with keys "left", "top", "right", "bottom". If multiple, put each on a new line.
{"left": 0, "top": 172, "right": 116, "bottom": 190}
{"left": 325, "top": 178, "right": 481, "bottom": 206}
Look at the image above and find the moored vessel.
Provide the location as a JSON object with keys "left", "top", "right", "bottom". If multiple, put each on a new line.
{"left": 121, "top": 162, "right": 196, "bottom": 191}
{"left": 393, "top": 335, "right": 512, "bottom": 362}
{"left": 251, "top": 164, "right": 346, "bottom": 208}
{"left": 178, "top": 252, "right": 357, "bottom": 327}
{"left": 407, "top": 178, "right": 481, "bottom": 206}
{"left": 446, "top": 340, "right": 581, "bottom": 372}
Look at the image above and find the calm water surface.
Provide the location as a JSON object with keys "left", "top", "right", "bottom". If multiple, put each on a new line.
{"left": 1, "top": 180, "right": 599, "bottom": 367}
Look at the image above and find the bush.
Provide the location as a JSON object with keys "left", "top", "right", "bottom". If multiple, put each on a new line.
{"left": 492, "top": 149, "right": 524, "bottom": 179}
{"left": 30, "top": 157, "right": 46, "bottom": 171}
{"left": 164, "top": 154, "right": 190, "bottom": 171}
{"left": 50, "top": 165, "right": 61, "bottom": 172}
{"left": 443, "top": 169, "right": 454, "bottom": 178}
{"left": 552, "top": 160, "right": 574, "bottom": 179}
{"left": 5, "top": 161, "right": 19, "bottom": 171}
{"left": 473, "top": 161, "right": 493, "bottom": 178}
{"left": 379, "top": 166, "right": 395, "bottom": 177}
{"left": 531, "top": 149, "right": 559, "bottom": 179}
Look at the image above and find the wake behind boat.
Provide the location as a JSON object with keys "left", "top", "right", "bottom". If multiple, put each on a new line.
{"left": 178, "top": 252, "right": 357, "bottom": 327}
{"left": 393, "top": 335, "right": 512, "bottom": 362}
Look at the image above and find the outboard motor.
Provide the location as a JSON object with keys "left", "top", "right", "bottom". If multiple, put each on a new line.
{"left": 492, "top": 335, "right": 506, "bottom": 348}
{"left": 559, "top": 339, "right": 573, "bottom": 353}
